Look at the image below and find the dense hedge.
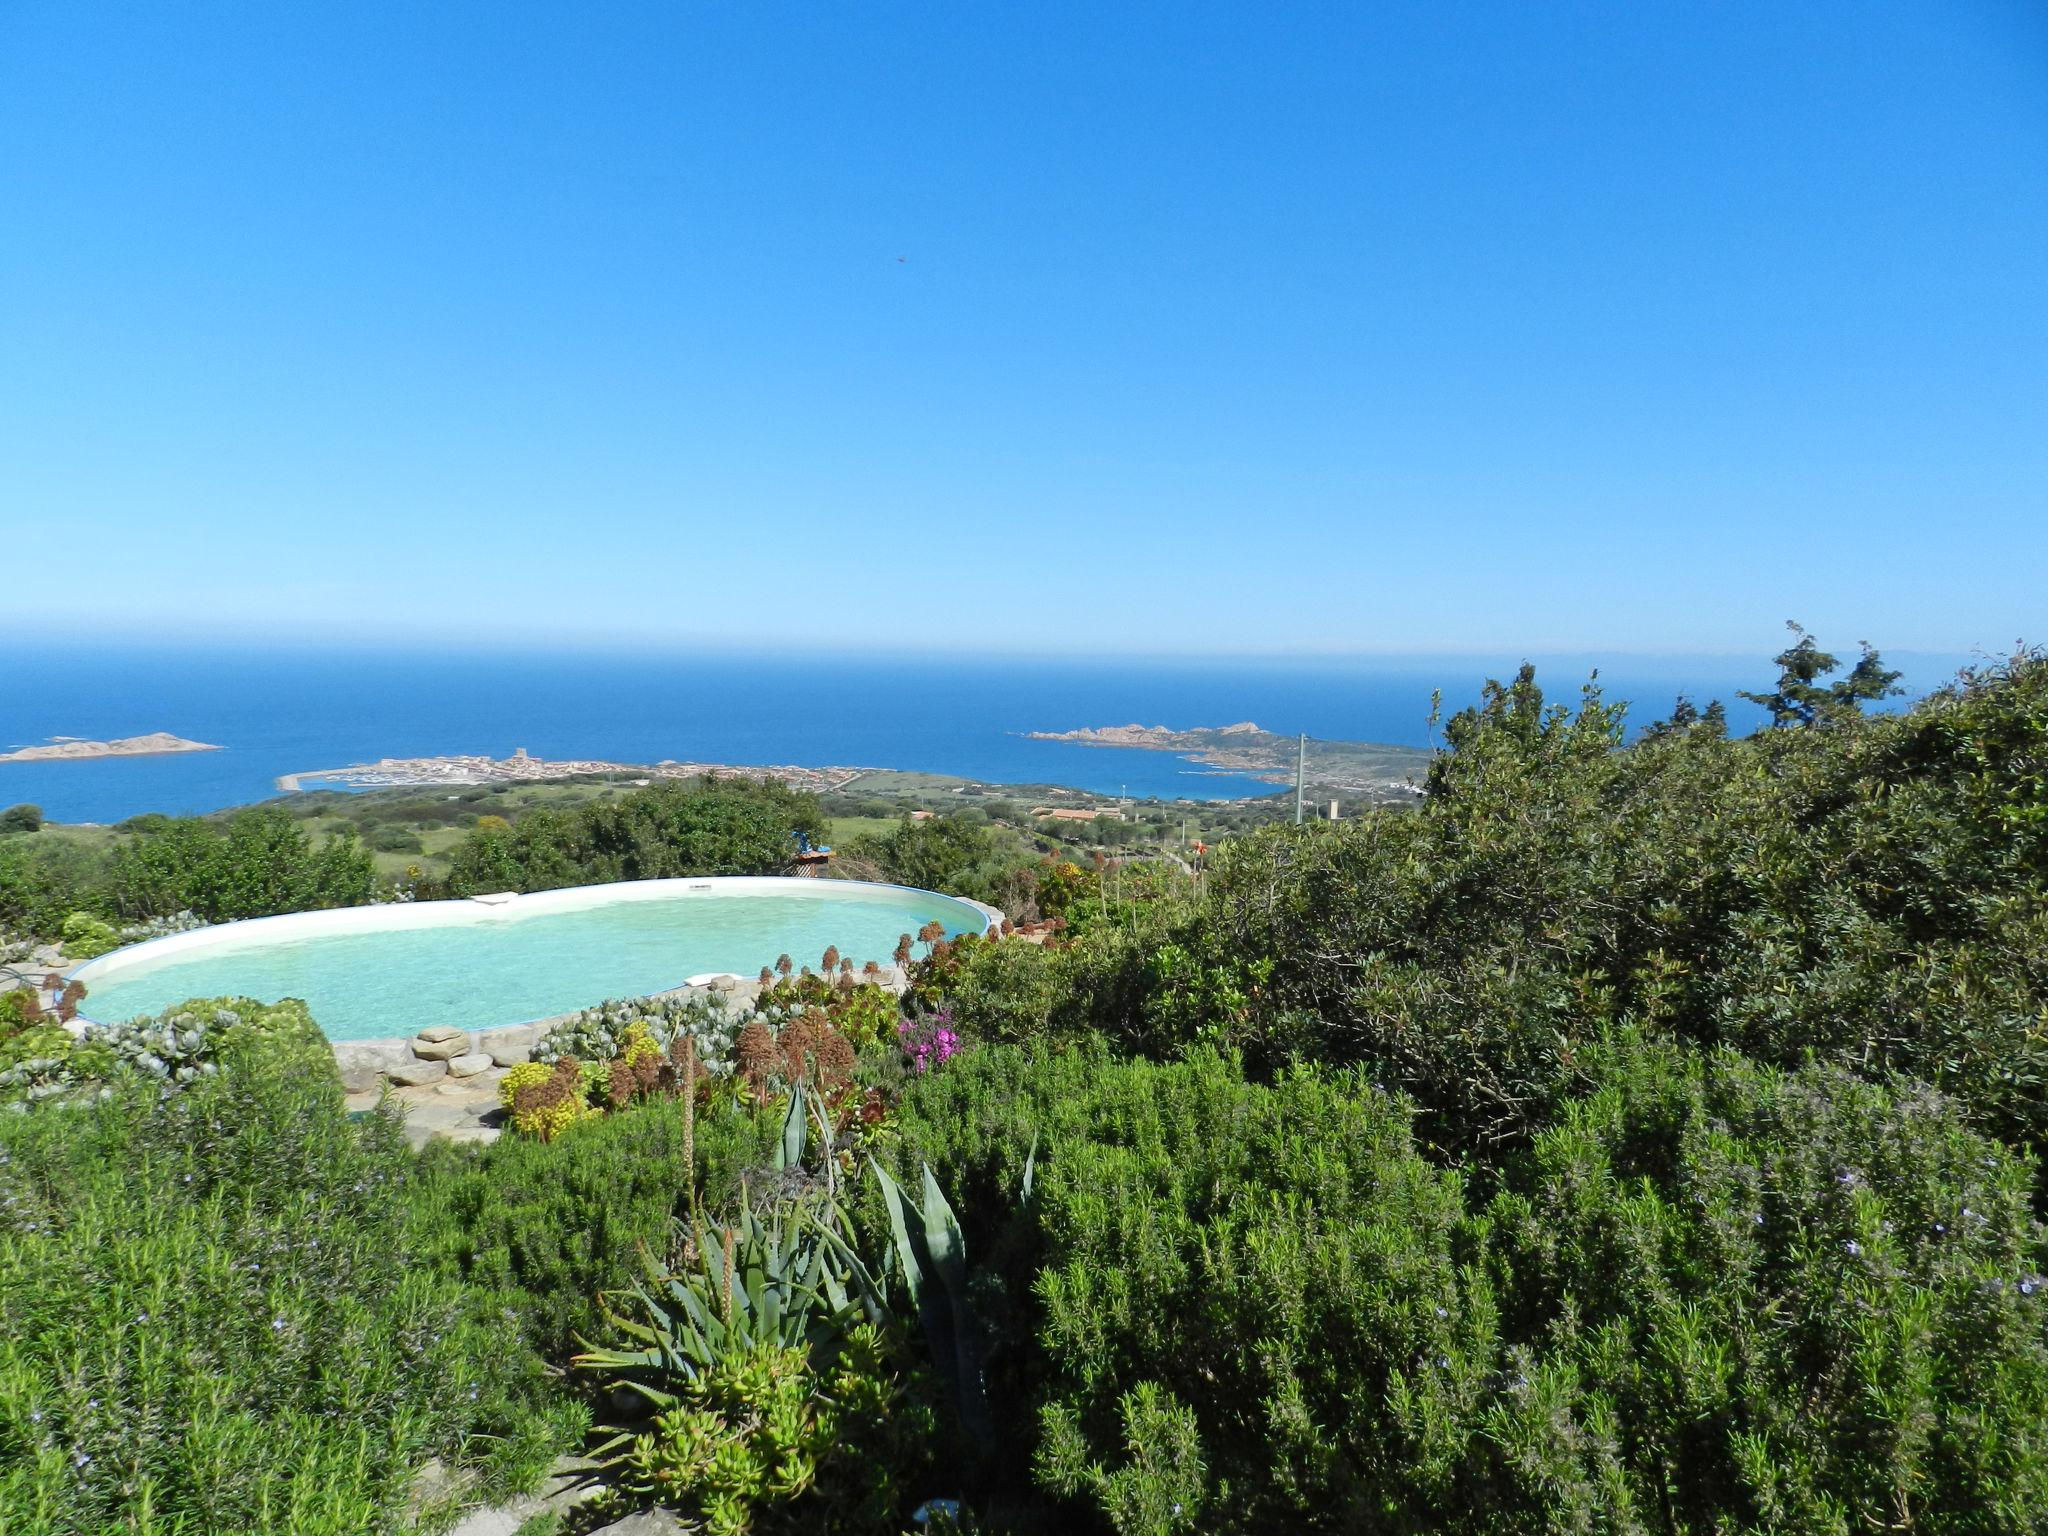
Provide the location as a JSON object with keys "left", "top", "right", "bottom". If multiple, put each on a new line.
{"left": 882, "top": 1040, "right": 2048, "bottom": 1533}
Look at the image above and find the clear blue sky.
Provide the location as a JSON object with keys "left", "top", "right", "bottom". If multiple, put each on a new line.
{"left": 3, "top": 2, "right": 2043, "bottom": 656}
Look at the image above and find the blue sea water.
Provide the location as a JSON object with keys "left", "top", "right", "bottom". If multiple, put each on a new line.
{"left": 0, "top": 644, "right": 1970, "bottom": 824}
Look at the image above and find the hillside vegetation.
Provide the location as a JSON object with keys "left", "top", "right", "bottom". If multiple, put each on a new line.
{"left": 5, "top": 635, "right": 2047, "bottom": 1534}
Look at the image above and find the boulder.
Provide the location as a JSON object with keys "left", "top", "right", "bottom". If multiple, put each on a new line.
{"left": 476, "top": 1025, "right": 536, "bottom": 1066}
{"left": 412, "top": 1026, "right": 471, "bottom": 1061}
{"left": 386, "top": 1056, "right": 449, "bottom": 1087}
{"left": 445, "top": 1051, "right": 495, "bottom": 1078}
{"left": 332, "top": 1039, "right": 409, "bottom": 1093}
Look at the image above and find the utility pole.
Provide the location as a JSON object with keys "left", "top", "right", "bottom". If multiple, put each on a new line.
{"left": 1294, "top": 733, "right": 1306, "bottom": 824}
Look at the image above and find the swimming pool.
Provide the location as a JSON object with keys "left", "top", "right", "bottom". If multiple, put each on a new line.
{"left": 69, "top": 878, "right": 991, "bottom": 1042}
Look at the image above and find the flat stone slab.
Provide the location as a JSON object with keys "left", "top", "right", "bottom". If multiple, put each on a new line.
{"left": 445, "top": 1051, "right": 495, "bottom": 1078}
{"left": 413, "top": 1028, "right": 471, "bottom": 1061}
{"left": 332, "top": 1040, "right": 409, "bottom": 1093}
{"left": 476, "top": 1024, "right": 536, "bottom": 1065}
{"left": 444, "top": 1456, "right": 602, "bottom": 1536}
{"left": 386, "top": 1057, "right": 448, "bottom": 1087}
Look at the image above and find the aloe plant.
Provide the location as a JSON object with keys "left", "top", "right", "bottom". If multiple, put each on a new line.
{"left": 773, "top": 1084, "right": 809, "bottom": 1171}
{"left": 868, "top": 1158, "right": 994, "bottom": 1446}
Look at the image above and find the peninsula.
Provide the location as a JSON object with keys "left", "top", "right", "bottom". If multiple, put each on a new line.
{"left": 1026, "top": 721, "right": 1430, "bottom": 794}
{"left": 0, "top": 732, "right": 220, "bottom": 763}
{"left": 278, "top": 748, "right": 866, "bottom": 796}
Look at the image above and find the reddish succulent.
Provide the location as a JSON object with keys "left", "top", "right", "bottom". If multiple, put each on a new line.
{"left": 735, "top": 1020, "right": 778, "bottom": 1090}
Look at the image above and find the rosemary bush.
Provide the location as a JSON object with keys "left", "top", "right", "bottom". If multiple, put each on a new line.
{"left": 886, "top": 1040, "right": 2048, "bottom": 1533}
{"left": 413, "top": 1091, "right": 779, "bottom": 1363}
{"left": 0, "top": 1044, "right": 563, "bottom": 1535}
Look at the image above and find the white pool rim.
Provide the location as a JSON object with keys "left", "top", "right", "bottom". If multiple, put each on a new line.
{"left": 67, "top": 876, "right": 1002, "bottom": 1043}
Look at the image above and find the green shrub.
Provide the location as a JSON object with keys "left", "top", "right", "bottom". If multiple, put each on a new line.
{"left": 0, "top": 1048, "right": 563, "bottom": 1534}
{"left": 365, "top": 823, "right": 424, "bottom": 854}
{"left": 1479, "top": 1032, "right": 2048, "bottom": 1532}
{"left": 413, "top": 1093, "right": 778, "bottom": 1363}
{"left": 446, "top": 777, "right": 827, "bottom": 895}
{"left": 0, "top": 803, "right": 41, "bottom": 834}
{"left": 58, "top": 910, "right": 118, "bottom": 959}
{"left": 1138, "top": 651, "right": 2048, "bottom": 1156}
{"left": 108, "top": 807, "right": 377, "bottom": 926}
{"left": 577, "top": 1190, "right": 942, "bottom": 1531}
{"left": 846, "top": 813, "right": 1025, "bottom": 903}
{"left": 884, "top": 1040, "right": 2048, "bottom": 1533}
{"left": 0, "top": 833, "right": 117, "bottom": 937}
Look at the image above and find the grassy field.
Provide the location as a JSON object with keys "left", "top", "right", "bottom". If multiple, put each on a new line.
{"left": 825, "top": 815, "right": 899, "bottom": 846}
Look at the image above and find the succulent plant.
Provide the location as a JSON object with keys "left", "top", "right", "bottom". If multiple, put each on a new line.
{"left": 536, "top": 992, "right": 740, "bottom": 1076}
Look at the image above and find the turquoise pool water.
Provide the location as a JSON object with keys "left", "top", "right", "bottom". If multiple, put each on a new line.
{"left": 72, "top": 880, "right": 985, "bottom": 1042}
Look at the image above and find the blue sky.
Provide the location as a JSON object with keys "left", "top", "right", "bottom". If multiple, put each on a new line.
{"left": 2, "top": 2, "right": 2043, "bottom": 655}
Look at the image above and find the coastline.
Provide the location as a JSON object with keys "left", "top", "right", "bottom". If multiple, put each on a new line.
{"left": 1023, "top": 722, "right": 1431, "bottom": 793}
{"left": 275, "top": 751, "right": 867, "bottom": 796}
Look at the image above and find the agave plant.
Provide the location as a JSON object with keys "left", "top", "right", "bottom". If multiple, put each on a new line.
{"left": 576, "top": 1189, "right": 889, "bottom": 1413}
{"left": 858, "top": 1156, "right": 1012, "bottom": 1449}
{"left": 577, "top": 1193, "right": 937, "bottom": 1524}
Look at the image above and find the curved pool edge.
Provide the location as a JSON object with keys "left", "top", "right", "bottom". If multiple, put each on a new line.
{"left": 66, "top": 877, "right": 1003, "bottom": 1064}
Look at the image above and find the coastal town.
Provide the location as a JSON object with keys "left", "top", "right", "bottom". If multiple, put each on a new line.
{"left": 275, "top": 746, "right": 867, "bottom": 796}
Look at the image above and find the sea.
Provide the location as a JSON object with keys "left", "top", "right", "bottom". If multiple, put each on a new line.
{"left": 0, "top": 644, "right": 1973, "bottom": 825}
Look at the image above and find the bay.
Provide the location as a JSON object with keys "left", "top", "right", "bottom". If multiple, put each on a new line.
{"left": 0, "top": 644, "right": 1968, "bottom": 824}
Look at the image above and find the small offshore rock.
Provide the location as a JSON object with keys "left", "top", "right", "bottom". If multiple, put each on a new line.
{"left": 386, "top": 1057, "right": 450, "bottom": 1087}
{"left": 412, "top": 1028, "right": 471, "bottom": 1061}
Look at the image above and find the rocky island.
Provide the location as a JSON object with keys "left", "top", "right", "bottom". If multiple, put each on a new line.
{"left": 1027, "top": 720, "right": 1431, "bottom": 796}
{"left": 0, "top": 732, "right": 221, "bottom": 763}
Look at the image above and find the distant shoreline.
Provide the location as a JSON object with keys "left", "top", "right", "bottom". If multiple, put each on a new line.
{"left": 0, "top": 732, "right": 221, "bottom": 765}
{"left": 277, "top": 750, "right": 866, "bottom": 796}
{"left": 1024, "top": 721, "right": 1430, "bottom": 793}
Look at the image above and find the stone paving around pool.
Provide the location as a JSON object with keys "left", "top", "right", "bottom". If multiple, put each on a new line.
{"left": 346, "top": 1068, "right": 512, "bottom": 1148}
{"left": 337, "top": 1020, "right": 550, "bottom": 1147}
{"left": 334, "top": 960, "right": 935, "bottom": 1147}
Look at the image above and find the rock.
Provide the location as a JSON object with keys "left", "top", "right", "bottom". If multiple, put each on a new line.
{"left": 444, "top": 1456, "right": 603, "bottom": 1536}
{"left": 386, "top": 1057, "right": 449, "bottom": 1087}
{"left": 332, "top": 1040, "right": 409, "bottom": 1093}
{"left": 588, "top": 1507, "right": 690, "bottom": 1535}
{"left": 412, "top": 1027, "right": 471, "bottom": 1061}
{"left": 445, "top": 1051, "right": 495, "bottom": 1078}
{"left": 476, "top": 1024, "right": 536, "bottom": 1066}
